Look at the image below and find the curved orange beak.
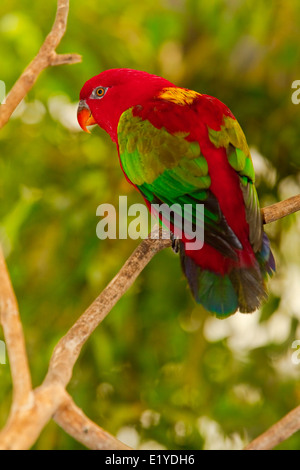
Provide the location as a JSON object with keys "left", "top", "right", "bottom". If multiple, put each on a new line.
{"left": 77, "top": 100, "right": 97, "bottom": 133}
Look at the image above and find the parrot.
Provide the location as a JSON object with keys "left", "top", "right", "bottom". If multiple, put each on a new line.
{"left": 77, "top": 68, "right": 275, "bottom": 318}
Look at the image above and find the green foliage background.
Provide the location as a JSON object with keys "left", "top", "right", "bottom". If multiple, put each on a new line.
{"left": 0, "top": 0, "right": 300, "bottom": 450}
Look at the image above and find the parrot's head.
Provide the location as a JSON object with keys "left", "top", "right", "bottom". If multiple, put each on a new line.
{"left": 77, "top": 68, "right": 173, "bottom": 142}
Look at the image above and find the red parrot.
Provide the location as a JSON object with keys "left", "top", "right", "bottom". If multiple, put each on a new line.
{"left": 77, "top": 68, "right": 275, "bottom": 318}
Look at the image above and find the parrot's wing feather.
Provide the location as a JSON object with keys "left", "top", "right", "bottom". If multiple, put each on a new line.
{"left": 118, "top": 108, "right": 242, "bottom": 259}
{"left": 141, "top": 186, "right": 242, "bottom": 260}
{"left": 207, "top": 118, "right": 263, "bottom": 252}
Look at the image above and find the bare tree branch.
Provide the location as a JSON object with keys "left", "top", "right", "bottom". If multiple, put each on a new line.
{"left": 245, "top": 405, "right": 300, "bottom": 450}
{"left": 0, "top": 248, "right": 32, "bottom": 408}
{"left": 262, "top": 194, "right": 300, "bottom": 225}
{"left": 0, "top": 228, "right": 169, "bottom": 450}
{"left": 44, "top": 228, "right": 171, "bottom": 388}
{"left": 54, "top": 391, "right": 131, "bottom": 450}
{"left": 0, "top": 384, "right": 65, "bottom": 450}
{"left": 0, "top": 0, "right": 81, "bottom": 129}
{"left": 0, "top": 242, "right": 131, "bottom": 450}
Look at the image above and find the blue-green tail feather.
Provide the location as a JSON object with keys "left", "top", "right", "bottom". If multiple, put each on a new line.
{"left": 180, "top": 233, "right": 275, "bottom": 318}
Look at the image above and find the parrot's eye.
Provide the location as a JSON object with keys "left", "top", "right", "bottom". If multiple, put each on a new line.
{"left": 95, "top": 87, "right": 106, "bottom": 97}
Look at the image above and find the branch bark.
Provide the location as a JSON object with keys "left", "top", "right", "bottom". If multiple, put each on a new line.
{"left": 0, "top": 0, "right": 81, "bottom": 129}
{"left": 44, "top": 229, "right": 171, "bottom": 389}
{"left": 245, "top": 405, "right": 300, "bottom": 450}
{"left": 262, "top": 193, "right": 300, "bottom": 225}
{"left": 54, "top": 392, "right": 130, "bottom": 450}
{"left": 0, "top": 247, "right": 32, "bottom": 408}
{"left": 0, "top": 229, "right": 169, "bottom": 449}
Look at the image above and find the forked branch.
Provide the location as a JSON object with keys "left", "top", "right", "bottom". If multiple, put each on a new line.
{"left": 0, "top": 0, "right": 81, "bottom": 129}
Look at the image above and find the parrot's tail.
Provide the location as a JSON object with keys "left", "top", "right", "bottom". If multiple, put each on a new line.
{"left": 180, "top": 233, "right": 275, "bottom": 318}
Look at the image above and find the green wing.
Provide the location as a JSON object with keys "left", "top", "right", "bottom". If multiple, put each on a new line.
{"left": 117, "top": 109, "right": 242, "bottom": 258}
{"left": 208, "top": 116, "right": 263, "bottom": 252}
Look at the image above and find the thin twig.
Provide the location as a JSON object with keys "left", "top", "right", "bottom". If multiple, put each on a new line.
{"left": 54, "top": 391, "right": 131, "bottom": 450}
{"left": 262, "top": 194, "right": 300, "bottom": 225}
{"left": 0, "top": 248, "right": 32, "bottom": 408}
{"left": 245, "top": 405, "right": 300, "bottom": 450}
{"left": 0, "top": 0, "right": 81, "bottom": 129}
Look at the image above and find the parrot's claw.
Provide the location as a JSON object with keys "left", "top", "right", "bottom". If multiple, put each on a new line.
{"left": 171, "top": 234, "right": 180, "bottom": 253}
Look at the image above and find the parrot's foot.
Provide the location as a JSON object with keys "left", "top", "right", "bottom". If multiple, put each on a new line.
{"left": 171, "top": 234, "right": 180, "bottom": 253}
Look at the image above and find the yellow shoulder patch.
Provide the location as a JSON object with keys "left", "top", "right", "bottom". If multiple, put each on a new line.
{"left": 158, "top": 87, "right": 201, "bottom": 106}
